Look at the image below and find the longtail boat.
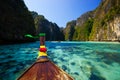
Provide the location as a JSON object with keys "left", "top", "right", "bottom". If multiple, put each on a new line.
{"left": 17, "top": 33, "right": 74, "bottom": 80}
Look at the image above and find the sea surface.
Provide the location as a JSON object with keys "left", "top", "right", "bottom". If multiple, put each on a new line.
{"left": 0, "top": 41, "right": 120, "bottom": 80}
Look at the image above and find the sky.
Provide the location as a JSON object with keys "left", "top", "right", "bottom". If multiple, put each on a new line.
{"left": 24, "top": 0, "right": 101, "bottom": 27}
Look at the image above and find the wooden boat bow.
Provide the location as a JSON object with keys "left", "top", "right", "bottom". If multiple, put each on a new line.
{"left": 17, "top": 33, "right": 74, "bottom": 80}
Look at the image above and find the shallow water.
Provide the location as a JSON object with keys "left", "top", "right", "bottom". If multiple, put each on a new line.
{"left": 0, "top": 41, "right": 120, "bottom": 80}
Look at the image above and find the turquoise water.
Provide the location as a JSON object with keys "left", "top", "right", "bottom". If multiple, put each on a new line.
{"left": 0, "top": 41, "right": 120, "bottom": 80}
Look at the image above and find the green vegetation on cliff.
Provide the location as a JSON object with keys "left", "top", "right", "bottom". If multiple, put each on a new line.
{"left": 0, "top": 0, "right": 64, "bottom": 44}
{"left": 73, "top": 19, "right": 93, "bottom": 41}
{"left": 32, "top": 12, "right": 65, "bottom": 41}
{"left": 64, "top": 0, "right": 120, "bottom": 41}
{"left": 89, "top": 0, "right": 120, "bottom": 41}
{"left": 64, "top": 20, "right": 76, "bottom": 41}
{"left": 103, "top": 5, "right": 120, "bottom": 23}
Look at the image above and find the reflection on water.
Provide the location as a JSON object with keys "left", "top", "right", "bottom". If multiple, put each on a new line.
{"left": 0, "top": 41, "right": 120, "bottom": 80}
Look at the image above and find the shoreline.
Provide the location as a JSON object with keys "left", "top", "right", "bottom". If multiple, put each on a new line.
{"left": 0, "top": 40, "right": 119, "bottom": 45}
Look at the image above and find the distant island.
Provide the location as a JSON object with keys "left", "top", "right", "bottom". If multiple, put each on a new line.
{"left": 0, "top": 0, "right": 120, "bottom": 44}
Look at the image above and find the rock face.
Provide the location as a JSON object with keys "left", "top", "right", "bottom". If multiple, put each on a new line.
{"left": 91, "top": 16, "right": 120, "bottom": 41}
{"left": 107, "top": 16, "right": 120, "bottom": 41}
{"left": 64, "top": 0, "right": 120, "bottom": 41}
{"left": 76, "top": 11, "right": 94, "bottom": 26}
{"left": 64, "top": 11, "right": 94, "bottom": 41}
{"left": 89, "top": 0, "right": 120, "bottom": 41}
{"left": 64, "top": 20, "right": 76, "bottom": 41}
{"left": 31, "top": 11, "right": 64, "bottom": 41}
{"left": 0, "top": 0, "right": 36, "bottom": 44}
{"left": 74, "top": 11, "right": 94, "bottom": 41}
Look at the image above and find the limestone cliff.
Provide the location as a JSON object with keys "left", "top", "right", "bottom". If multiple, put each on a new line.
{"left": 76, "top": 11, "right": 94, "bottom": 26}
{"left": 89, "top": 0, "right": 120, "bottom": 41}
{"left": 64, "top": 0, "right": 120, "bottom": 41}
{"left": 73, "top": 11, "right": 94, "bottom": 41}
{"left": 0, "top": 0, "right": 36, "bottom": 44}
{"left": 64, "top": 20, "right": 76, "bottom": 40}
{"left": 64, "top": 11, "right": 94, "bottom": 41}
{"left": 31, "top": 11, "right": 64, "bottom": 41}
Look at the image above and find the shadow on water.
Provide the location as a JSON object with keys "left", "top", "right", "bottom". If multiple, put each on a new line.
{"left": 90, "top": 73, "right": 105, "bottom": 80}
{"left": 96, "top": 51, "right": 120, "bottom": 64}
